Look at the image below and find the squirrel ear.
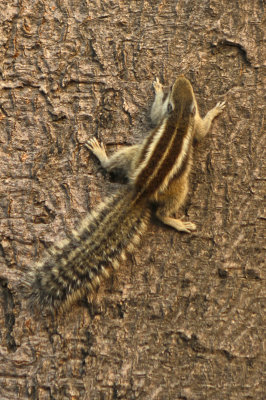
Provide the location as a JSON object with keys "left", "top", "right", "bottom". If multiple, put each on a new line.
{"left": 190, "top": 103, "right": 196, "bottom": 116}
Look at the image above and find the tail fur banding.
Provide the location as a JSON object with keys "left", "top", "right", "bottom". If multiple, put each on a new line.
{"left": 28, "top": 187, "right": 151, "bottom": 313}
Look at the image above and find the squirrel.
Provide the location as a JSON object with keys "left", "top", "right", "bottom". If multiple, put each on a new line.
{"left": 26, "top": 76, "right": 225, "bottom": 314}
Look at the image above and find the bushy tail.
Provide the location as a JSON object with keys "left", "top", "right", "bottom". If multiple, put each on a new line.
{"left": 26, "top": 187, "right": 150, "bottom": 313}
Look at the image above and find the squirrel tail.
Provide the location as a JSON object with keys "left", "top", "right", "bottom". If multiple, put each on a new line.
{"left": 25, "top": 187, "right": 150, "bottom": 313}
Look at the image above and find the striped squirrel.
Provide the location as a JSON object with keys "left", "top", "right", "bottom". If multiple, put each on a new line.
{"left": 27, "top": 76, "right": 225, "bottom": 313}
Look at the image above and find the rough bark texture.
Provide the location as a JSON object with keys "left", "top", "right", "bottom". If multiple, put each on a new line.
{"left": 0, "top": 1, "right": 265, "bottom": 399}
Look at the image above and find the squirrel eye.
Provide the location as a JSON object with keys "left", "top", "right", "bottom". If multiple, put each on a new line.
{"left": 167, "top": 103, "right": 173, "bottom": 113}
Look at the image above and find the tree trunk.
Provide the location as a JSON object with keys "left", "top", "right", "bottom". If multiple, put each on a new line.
{"left": 0, "top": 1, "right": 264, "bottom": 399}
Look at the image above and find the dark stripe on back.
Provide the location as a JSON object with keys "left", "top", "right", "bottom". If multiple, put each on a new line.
{"left": 136, "top": 118, "right": 179, "bottom": 189}
{"left": 135, "top": 115, "right": 190, "bottom": 198}
{"left": 164, "top": 149, "right": 191, "bottom": 189}
{"left": 135, "top": 124, "right": 162, "bottom": 169}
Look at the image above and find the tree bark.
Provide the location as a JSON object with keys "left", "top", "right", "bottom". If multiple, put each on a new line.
{"left": 0, "top": 1, "right": 264, "bottom": 399}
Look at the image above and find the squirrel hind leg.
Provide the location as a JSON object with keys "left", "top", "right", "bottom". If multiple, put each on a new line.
{"left": 155, "top": 177, "right": 196, "bottom": 233}
{"left": 157, "top": 214, "right": 196, "bottom": 233}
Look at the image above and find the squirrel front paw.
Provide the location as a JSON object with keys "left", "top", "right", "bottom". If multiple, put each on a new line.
{"left": 153, "top": 77, "right": 163, "bottom": 93}
{"left": 213, "top": 101, "right": 226, "bottom": 117}
{"left": 85, "top": 138, "right": 107, "bottom": 158}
